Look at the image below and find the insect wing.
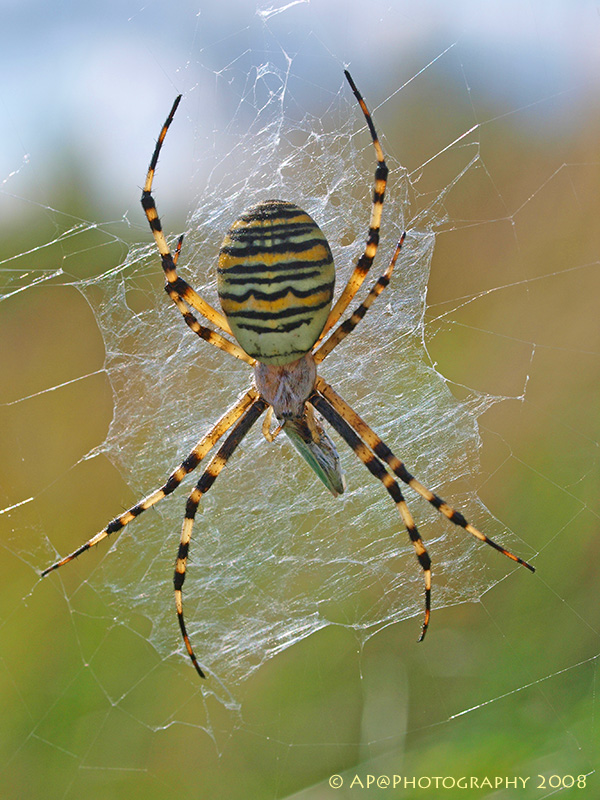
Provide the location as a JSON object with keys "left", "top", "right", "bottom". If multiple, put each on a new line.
{"left": 284, "top": 413, "right": 345, "bottom": 497}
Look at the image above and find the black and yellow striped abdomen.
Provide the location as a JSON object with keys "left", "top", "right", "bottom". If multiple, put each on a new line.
{"left": 217, "top": 200, "right": 335, "bottom": 365}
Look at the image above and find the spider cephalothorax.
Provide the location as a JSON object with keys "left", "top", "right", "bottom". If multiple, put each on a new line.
{"left": 42, "top": 71, "right": 534, "bottom": 679}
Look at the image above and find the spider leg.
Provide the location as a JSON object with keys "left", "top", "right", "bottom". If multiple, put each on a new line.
{"left": 318, "top": 71, "right": 389, "bottom": 341}
{"left": 261, "top": 406, "right": 283, "bottom": 442}
{"left": 308, "top": 391, "right": 432, "bottom": 640}
{"left": 166, "top": 288, "right": 255, "bottom": 365}
{"left": 41, "top": 388, "right": 259, "bottom": 577}
{"left": 172, "top": 234, "right": 184, "bottom": 266}
{"left": 174, "top": 396, "right": 268, "bottom": 678}
{"left": 314, "top": 233, "right": 405, "bottom": 364}
{"left": 162, "top": 234, "right": 255, "bottom": 364}
{"left": 140, "top": 94, "right": 234, "bottom": 337}
{"left": 315, "top": 377, "right": 536, "bottom": 573}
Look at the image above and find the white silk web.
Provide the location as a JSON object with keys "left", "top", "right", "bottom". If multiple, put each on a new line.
{"left": 0, "top": 3, "right": 597, "bottom": 795}
{"left": 48, "top": 60, "right": 517, "bottom": 689}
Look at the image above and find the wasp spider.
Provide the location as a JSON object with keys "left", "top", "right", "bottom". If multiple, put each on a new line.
{"left": 42, "top": 72, "right": 535, "bottom": 678}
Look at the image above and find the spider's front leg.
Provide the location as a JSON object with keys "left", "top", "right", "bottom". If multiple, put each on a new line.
{"left": 307, "top": 379, "right": 535, "bottom": 638}
{"left": 307, "top": 386, "right": 433, "bottom": 639}
{"left": 41, "top": 388, "right": 259, "bottom": 577}
{"left": 316, "top": 377, "right": 535, "bottom": 573}
{"left": 174, "top": 396, "right": 268, "bottom": 678}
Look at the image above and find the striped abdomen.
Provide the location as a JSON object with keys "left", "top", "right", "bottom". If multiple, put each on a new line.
{"left": 217, "top": 200, "right": 335, "bottom": 365}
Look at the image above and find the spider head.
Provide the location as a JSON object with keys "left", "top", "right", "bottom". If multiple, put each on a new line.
{"left": 253, "top": 353, "right": 316, "bottom": 420}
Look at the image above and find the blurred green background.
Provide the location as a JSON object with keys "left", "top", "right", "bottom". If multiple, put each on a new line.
{"left": 0, "top": 2, "right": 598, "bottom": 798}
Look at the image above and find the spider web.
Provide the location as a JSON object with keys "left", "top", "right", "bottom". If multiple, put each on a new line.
{"left": 17, "top": 52, "right": 509, "bottom": 689}
{"left": 0, "top": 2, "right": 598, "bottom": 798}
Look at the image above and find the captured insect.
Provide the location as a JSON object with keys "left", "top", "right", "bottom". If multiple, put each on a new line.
{"left": 42, "top": 71, "right": 535, "bottom": 678}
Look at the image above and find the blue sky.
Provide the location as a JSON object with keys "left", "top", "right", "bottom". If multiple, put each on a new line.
{"left": 1, "top": 0, "right": 598, "bottom": 222}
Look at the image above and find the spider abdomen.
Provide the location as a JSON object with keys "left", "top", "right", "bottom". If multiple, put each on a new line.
{"left": 217, "top": 200, "right": 335, "bottom": 365}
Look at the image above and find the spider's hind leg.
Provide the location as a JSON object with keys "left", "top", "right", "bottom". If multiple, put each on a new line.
{"left": 141, "top": 95, "right": 234, "bottom": 337}
{"left": 318, "top": 71, "right": 389, "bottom": 341}
{"left": 314, "top": 233, "right": 405, "bottom": 364}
